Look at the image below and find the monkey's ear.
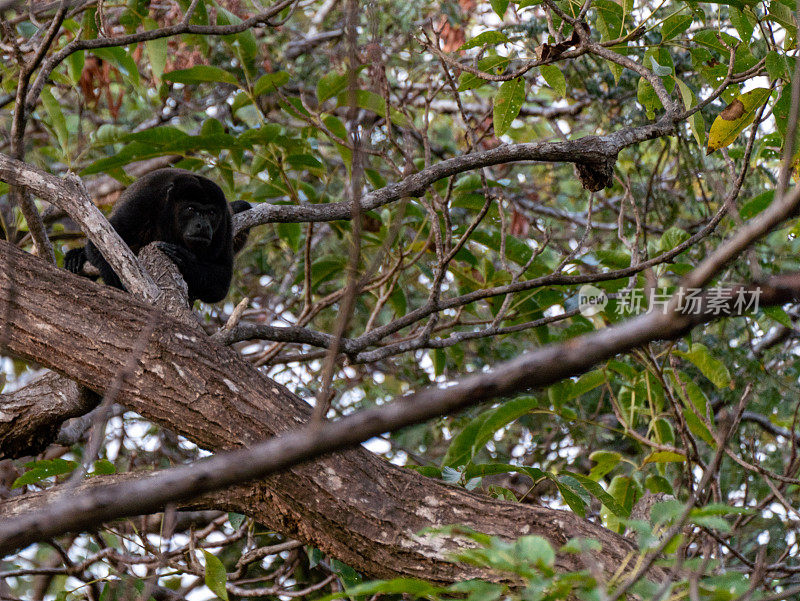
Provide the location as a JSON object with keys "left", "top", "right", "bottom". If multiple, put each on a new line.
{"left": 163, "top": 182, "right": 176, "bottom": 204}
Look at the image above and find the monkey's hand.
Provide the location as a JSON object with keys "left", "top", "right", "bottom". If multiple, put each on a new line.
{"left": 64, "top": 247, "right": 87, "bottom": 274}
{"left": 155, "top": 242, "right": 195, "bottom": 271}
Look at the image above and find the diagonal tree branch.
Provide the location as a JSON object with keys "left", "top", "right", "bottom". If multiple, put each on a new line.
{"left": 4, "top": 270, "right": 800, "bottom": 558}
{"left": 0, "top": 239, "right": 656, "bottom": 582}
{"left": 0, "top": 152, "right": 158, "bottom": 300}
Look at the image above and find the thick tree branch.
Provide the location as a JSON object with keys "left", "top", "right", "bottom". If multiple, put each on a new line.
{"left": 4, "top": 253, "right": 800, "bottom": 570}
{"left": 0, "top": 240, "right": 655, "bottom": 583}
{"left": 0, "top": 241, "right": 194, "bottom": 458}
{"left": 2, "top": 171, "right": 799, "bottom": 575}
{"left": 0, "top": 152, "right": 158, "bottom": 300}
{"left": 0, "top": 373, "right": 98, "bottom": 458}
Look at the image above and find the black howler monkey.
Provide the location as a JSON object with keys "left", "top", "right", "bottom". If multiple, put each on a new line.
{"left": 64, "top": 169, "right": 251, "bottom": 304}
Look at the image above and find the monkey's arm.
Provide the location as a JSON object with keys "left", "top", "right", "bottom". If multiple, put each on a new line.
{"left": 64, "top": 247, "right": 87, "bottom": 274}
{"left": 156, "top": 242, "right": 233, "bottom": 303}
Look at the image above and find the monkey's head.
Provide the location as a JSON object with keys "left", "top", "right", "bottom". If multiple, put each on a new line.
{"left": 167, "top": 175, "right": 229, "bottom": 253}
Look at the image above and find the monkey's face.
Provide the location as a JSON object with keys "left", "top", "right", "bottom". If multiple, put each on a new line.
{"left": 177, "top": 201, "right": 223, "bottom": 250}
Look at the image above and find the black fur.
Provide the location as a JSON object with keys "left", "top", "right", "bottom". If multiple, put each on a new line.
{"left": 64, "top": 246, "right": 91, "bottom": 277}
{"left": 229, "top": 199, "right": 252, "bottom": 254}
{"left": 66, "top": 168, "right": 240, "bottom": 303}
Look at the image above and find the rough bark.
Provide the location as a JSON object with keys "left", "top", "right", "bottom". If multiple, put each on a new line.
{"left": 0, "top": 373, "right": 98, "bottom": 458}
{"left": 0, "top": 244, "right": 195, "bottom": 458}
{"left": 0, "top": 240, "right": 650, "bottom": 582}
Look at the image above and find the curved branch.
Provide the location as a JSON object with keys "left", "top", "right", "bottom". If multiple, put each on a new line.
{"left": 234, "top": 115, "right": 675, "bottom": 231}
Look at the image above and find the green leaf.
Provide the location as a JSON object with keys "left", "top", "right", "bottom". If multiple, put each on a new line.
{"left": 595, "top": 0, "right": 624, "bottom": 38}
{"left": 563, "top": 471, "right": 629, "bottom": 517}
{"left": 443, "top": 396, "right": 539, "bottom": 467}
{"left": 311, "top": 256, "right": 347, "bottom": 290}
{"left": 691, "top": 110, "right": 706, "bottom": 147}
{"left": 539, "top": 64, "right": 566, "bottom": 97}
{"left": 238, "top": 123, "right": 282, "bottom": 147}
{"left": 228, "top": 512, "right": 246, "bottom": 529}
{"left": 65, "top": 50, "right": 84, "bottom": 85}
{"left": 554, "top": 477, "right": 588, "bottom": 516}
{"left": 90, "top": 459, "right": 116, "bottom": 475}
{"left": 335, "top": 90, "right": 411, "bottom": 128}
{"left": 766, "top": 51, "right": 790, "bottom": 82}
{"left": 321, "top": 114, "right": 352, "bottom": 172}
{"left": 460, "top": 30, "right": 511, "bottom": 50}
{"left": 466, "top": 229, "right": 534, "bottom": 266}
{"left": 661, "top": 14, "right": 693, "bottom": 41}
{"left": 764, "top": 306, "right": 792, "bottom": 327}
{"left": 493, "top": 78, "right": 525, "bottom": 136}
{"left": 202, "top": 550, "right": 229, "bottom": 601}
{"left": 144, "top": 18, "right": 167, "bottom": 81}
{"left": 730, "top": 7, "right": 755, "bottom": 42}
{"left": 692, "top": 503, "right": 754, "bottom": 516}
{"left": 588, "top": 450, "right": 622, "bottom": 480}
{"left": 277, "top": 222, "right": 302, "bottom": 253}
{"left": 286, "top": 153, "right": 323, "bottom": 172}
{"left": 675, "top": 79, "right": 705, "bottom": 146}
{"left": 406, "top": 465, "right": 442, "bottom": 478}
{"left": 649, "top": 55, "right": 672, "bottom": 76}
{"left": 637, "top": 77, "right": 660, "bottom": 119}
{"left": 94, "top": 47, "right": 140, "bottom": 87}
{"left": 603, "top": 475, "right": 638, "bottom": 533}
{"left": 707, "top": 87, "right": 771, "bottom": 153}
{"left": 338, "top": 578, "right": 445, "bottom": 597}
{"left": 40, "top": 87, "right": 69, "bottom": 154}
{"left": 12, "top": 458, "right": 78, "bottom": 488}
{"left": 432, "top": 348, "right": 446, "bottom": 377}
{"left": 767, "top": 0, "right": 797, "bottom": 32}
{"left": 330, "top": 559, "right": 361, "bottom": 588}
{"left": 561, "top": 537, "right": 602, "bottom": 553}
{"left": 695, "top": 0, "right": 749, "bottom": 8}
{"left": 571, "top": 369, "right": 606, "bottom": 398}
{"left": 692, "top": 515, "right": 731, "bottom": 532}
{"left": 490, "top": 0, "right": 510, "bottom": 17}
{"left": 650, "top": 499, "right": 683, "bottom": 525}
{"left": 740, "top": 190, "right": 774, "bottom": 219}
{"left": 643, "top": 451, "right": 687, "bottom": 463}
{"left": 515, "top": 535, "right": 555, "bottom": 567}
{"left": 693, "top": 30, "right": 757, "bottom": 72}
{"left": 668, "top": 372, "right": 715, "bottom": 447}
{"left": 253, "top": 71, "right": 289, "bottom": 96}
{"left": 216, "top": 4, "right": 258, "bottom": 64}
{"left": 646, "top": 474, "right": 674, "bottom": 494}
{"left": 659, "top": 226, "right": 690, "bottom": 252}
{"left": 675, "top": 343, "right": 732, "bottom": 389}
{"left": 450, "top": 580, "right": 503, "bottom": 601}
{"left": 388, "top": 285, "right": 407, "bottom": 317}
{"left": 317, "top": 71, "right": 348, "bottom": 103}
{"left": 773, "top": 85, "right": 800, "bottom": 142}
{"left": 464, "top": 463, "right": 547, "bottom": 482}
{"left": 163, "top": 65, "right": 238, "bottom": 86}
